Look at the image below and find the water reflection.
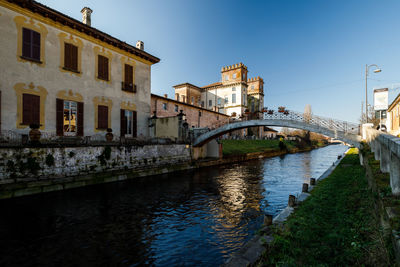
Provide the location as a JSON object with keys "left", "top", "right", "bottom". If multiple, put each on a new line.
{"left": 0, "top": 145, "right": 347, "bottom": 266}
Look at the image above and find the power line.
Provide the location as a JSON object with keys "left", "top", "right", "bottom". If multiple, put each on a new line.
{"left": 268, "top": 79, "right": 363, "bottom": 96}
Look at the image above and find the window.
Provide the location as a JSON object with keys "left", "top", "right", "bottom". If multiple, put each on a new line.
{"left": 98, "top": 105, "right": 108, "bottom": 129}
{"left": 251, "top": 85, "right": 254, "bottom": 90}
{"left": 233, "top": 73, "right": 237, "bottom": 79}
{"left": 232, "top": 87, "right": 236, "bottom": 91}
{"left": 191, "top": 97, "right": 194, "bottom": 105}
{"left": 162, "top": 103, "right": 167, "bottom": 110}
{"left": 224, "top": 96, "right": 228, "bottom": 104}
{"left": 56, "top": 99, "right": 83, "bottom": 136}
{"left": 242, "top": 73, "right": 245, "bottom": 80}
{"left": 232, "top": 93, "right": 236, "bottom": 104}
{"left": 98, "top": 55, "right": 109, "bottom": 81}
{"left": 201, "top": 101, "right": 204, "bottom": 108}
{"left": 63, "top": 101, "right": 77, "bottom": 135}
{"left": 243, "top": 95, "right": 246, "bottom": 105}
{"left": 217, "top": 98, "right": 221, "bottom": 106}
{"left": 175, "top": 105, "right": 178, "bottom": 112}
{"left": 121, "top": 109, "right": 137, "bottom": 137}
{"left": 64, "top": 43, "right": 78, "bottom": 72}
{"left": 225, "top": 75, "right": 228, "bottom": 81}
{"left": 122, "top": 64, "right": 136, "bottom": 92}
{"left": 22, "top": 28, "right": 40, "bottom": 62}
{"left": 209, "top": 100, "right": 212, "bottom": 107}
{"left": 22, "top": 94, "right": 40, "bottom": 125}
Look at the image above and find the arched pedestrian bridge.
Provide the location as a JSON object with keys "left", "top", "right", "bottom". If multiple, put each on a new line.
{"left": 193, "top": 110, "right": 362, "bottom": 147}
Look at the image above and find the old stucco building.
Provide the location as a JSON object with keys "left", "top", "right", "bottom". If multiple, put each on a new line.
{"left": 0, "top": 0, "right": 159, "bottom": 139}
{"left": 151, "top": 93, "right": 230, "bottom": 129}
{"left": 387, "top": 93, "right": 400, "bottom": 136}
{"left": 172, "top": 63, "right": 266, "bottom": 137}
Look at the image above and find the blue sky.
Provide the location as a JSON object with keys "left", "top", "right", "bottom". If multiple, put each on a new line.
{"left": 37, "top": 0, "right": 400, "bottom": 123}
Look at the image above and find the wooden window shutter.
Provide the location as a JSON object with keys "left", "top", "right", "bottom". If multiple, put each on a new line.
{"left": 64, "top": 43, "right": 71, "bottom": 69}
{"left": 77, "top": 102, "right": 84, "bottom": 136}
{"left": 22, "top": 94, "right": 40, "bottom": 125}
{"left": 65, "top": 43, "right": 78, "bottom": 71}
{"left": 22, "top": 94, "right": 32, "bottom": 125}
{"left": 32, "top": 95, "right": 40, "bottom": 125}
{"left": 132, "top": 111, "right": 137, "bottom": 137}
{"left": 22, "top": 28, "right": 31, "bottom": 58}
{"left": 32, "top": 30, "right": 40, "bottom": 61}
{"left": 98, "top": 55, "right": 108, "bottom": 80}
{"left": 98, "top": 55, "right": 104, "bottom": 79}
{"left": 56, "top": 98, "right": 64, "bottom": 136}
{"left": 103, "top": 56, "right": 109, "bottom": 80}
{"left": 22, "top": 28, "right": 40, "bottom": 61}
{"left": 120, "top": 109, "right": 126, "bottom": 136}
{"left": 125, "top": 64, "right": 133, "bottom": 84}
{"left": 71, "top": 44, "right": 78, "bottom": 71}
{"left": 98, "top": 105, "right": 108, "bottom": 129}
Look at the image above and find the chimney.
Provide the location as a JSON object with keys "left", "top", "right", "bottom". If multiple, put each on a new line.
{"left": 81, "top": 7, "right": 93, "bottom": 26}
{"left": 136, "top": 40, "right": 144, "bottom": 50}
{"left": 164, "top": 94, "right": 168, "bottom": 98}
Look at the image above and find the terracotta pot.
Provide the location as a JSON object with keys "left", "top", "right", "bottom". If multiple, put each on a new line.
{"left": 29, "top": 128, "right": 41, "bottom": 142}
{"left": 105, "top": 132, "right": 113, "bottom": 142}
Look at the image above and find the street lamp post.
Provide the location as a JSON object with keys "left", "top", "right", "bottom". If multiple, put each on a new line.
{"left": 365, "top": 64, "right": 382, "bottom": 123}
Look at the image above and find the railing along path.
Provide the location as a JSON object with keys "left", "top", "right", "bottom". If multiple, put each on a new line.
{"left": 263, "top": 110, "right": 360, "bottom": 135}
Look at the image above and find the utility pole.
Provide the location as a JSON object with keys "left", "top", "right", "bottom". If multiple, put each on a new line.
{"left": 361, "top": 101, "right": 364, "bottom": 123}
{"left": 365, "top": 64, "right": 382, "bottom": 123}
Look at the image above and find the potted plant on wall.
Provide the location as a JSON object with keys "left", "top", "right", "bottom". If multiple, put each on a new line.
{"left": 29, "top": 123, "right": 41, "bottom": 142}
{"left": 106, "top": 128, "right": 113, "bottom": 142}
{"left": 278, "top": 106, "right": 286, "bottom": 113}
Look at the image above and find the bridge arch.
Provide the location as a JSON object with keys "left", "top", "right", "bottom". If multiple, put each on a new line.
{"left": 193, "top": 119, "right": 361, "bottom": 147}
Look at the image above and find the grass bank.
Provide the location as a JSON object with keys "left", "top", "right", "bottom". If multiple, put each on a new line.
{"left": 258, "top": 148, "right": 393, "bottom": 266}
{"left": 221, "top": 139, "right": 296, "bottom": 156}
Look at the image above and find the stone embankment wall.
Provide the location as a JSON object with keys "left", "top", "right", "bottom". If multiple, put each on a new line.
{"left": 0, "top": 144, "right": 191, "bottom": 198}
{"left": 362, "top": 124, "right": 400, "bottom": 195}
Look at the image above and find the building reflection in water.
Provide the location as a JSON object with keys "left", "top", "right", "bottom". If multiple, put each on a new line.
{"left": 0, "top": 145, "right": 348, "bottom": 266}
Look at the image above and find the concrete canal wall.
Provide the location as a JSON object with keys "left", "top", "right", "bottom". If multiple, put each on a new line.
{"left": 0, "top": 144, "right": 191, "bottom": 199}
{"left": 0, "top": 143, "right": 331, "bottom": 199}
{"left": 362, "top": 124, "right": 400, "bottom": 195}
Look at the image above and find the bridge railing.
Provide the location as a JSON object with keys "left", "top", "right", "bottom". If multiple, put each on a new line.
{"left": 263, "top": 110, "right": 360, "bottom": 135}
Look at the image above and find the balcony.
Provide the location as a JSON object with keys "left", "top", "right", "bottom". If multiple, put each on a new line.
{"left": 121, "top": 82, "right": 136, "bottom": 93}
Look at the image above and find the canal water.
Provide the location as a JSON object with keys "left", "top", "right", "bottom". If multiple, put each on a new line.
{"left": 0, "top": 144, "right": 347, "bottom": 266}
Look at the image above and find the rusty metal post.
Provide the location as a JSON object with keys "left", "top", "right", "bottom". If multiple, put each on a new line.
{"left": 302, "top": 183, "right": 309, "bottom": 193}
{"left": 288, "top": 195, "right": 296, "bottom": 207}
{"left": 263, "top": 214, "right": 273, "bottom": 226}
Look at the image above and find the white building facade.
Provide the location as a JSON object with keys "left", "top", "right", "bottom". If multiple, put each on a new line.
{"left": 172, "top": 63, "right": 266, "bottom": 137}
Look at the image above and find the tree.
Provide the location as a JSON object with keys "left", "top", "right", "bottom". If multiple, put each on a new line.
{"left": 359, "top": 105, "right": 379, "bottom": 127}
{"left": 281, "top": 127, "right": 290, "bottom": 136}
{"left": 303, "top": 104, "right": 312, "bottom": 144}
{"left": 304, "top": 104, "right": 312, "bottom": 123}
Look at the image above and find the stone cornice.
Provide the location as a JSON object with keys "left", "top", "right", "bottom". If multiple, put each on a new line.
{"left": 151, "top": 94, "right": 230, "bottom": 117}
{"left": 3, "top": 0, "right": 160, "bottom": 64}
{"left": 203, "top": 81, "right": 247, "bottom": 90}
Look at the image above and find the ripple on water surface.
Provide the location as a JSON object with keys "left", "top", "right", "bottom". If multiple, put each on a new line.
{"left": 0, "top": 145, "right": 348, "bottom": 266}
